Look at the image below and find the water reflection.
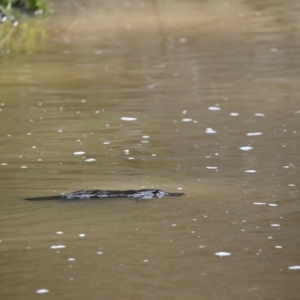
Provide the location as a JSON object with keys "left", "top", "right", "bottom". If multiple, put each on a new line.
{"left": 1, "top": 1, "right": 300, "bottom": 299}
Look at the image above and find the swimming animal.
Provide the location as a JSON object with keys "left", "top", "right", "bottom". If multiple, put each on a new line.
{"left": 25, "top": 189, "right": 185, "bottom": 200}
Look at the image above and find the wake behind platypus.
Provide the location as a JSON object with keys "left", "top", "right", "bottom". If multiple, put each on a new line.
{"left": 25, "top": 189, "right": 185, "bottom": 201}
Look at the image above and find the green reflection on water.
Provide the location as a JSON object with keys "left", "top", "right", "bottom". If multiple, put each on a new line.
{"left": 0, "top": 18, "right": 47, "bottom": 53}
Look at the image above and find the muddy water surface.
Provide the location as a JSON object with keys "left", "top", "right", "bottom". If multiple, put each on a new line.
{"left": 1, "top": 1, "right": 300, "bottom": 299}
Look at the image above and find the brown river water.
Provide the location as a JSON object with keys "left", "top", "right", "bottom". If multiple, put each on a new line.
{"left": 1, "top": 0, "right": 300, "bottom": 299}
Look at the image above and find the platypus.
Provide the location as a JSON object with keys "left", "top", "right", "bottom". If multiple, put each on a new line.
{"left": 25, "top": 189, "right": 185, "bottom": 200}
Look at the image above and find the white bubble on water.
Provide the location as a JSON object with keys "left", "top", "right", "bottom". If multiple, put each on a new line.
{"left": 205, "top": 128, "right": 217, "bottom": 134}
{"left": 271, "top": 224, "right": 280, "bottom": 227}
{"left": 253, "top": 202, "right": 266, "bottom": 205}
{"left": 247, "top": 132, "right": 263, "bottom": 136}
{"left": 79, "top": 234, "right": 86, "bottom": 237}
{"left": 208, "top": 106, "right": 221, "bottom": 111}
{"left": 268, "top": 203, "right": 278, "bottom": 207}
{"left": 230, "top": 112, "right": 239, "bottom": 116}
{"left": 255, "top": 113, "right": 265, "bottom": 117}
{"left": 215, "top": 252, "right": 231, "bottom": 257}
{"left": 68, "top": 258, "right": 76, "bottom": 261}
{"left": 36, "top": 289, "right": 49, "bottom": 294}
{"left": 206, "top": 166, "right": 218, "bottom": 169}
{"left": 182, "top": 118, "right": 193, "bottom": 122}
{"left": 85, "top": 158, "right": 96, "bottom": 162}
{"left": 245, "top": 170, "right": 256, "bottom": 173}
{"left": 73, "top": 151, "right": 85, "bottom": 155}
{"left": 121, "top": 117, "right": 137, "bottom": 121}
{"left": 240, "top": 146, "right": 253, "bottom": 151}
{"left": 288, "top": 266, "right": 300, "bottom": 270}
{"left": 50, "top": 245, "right": 66, "bottom": 249}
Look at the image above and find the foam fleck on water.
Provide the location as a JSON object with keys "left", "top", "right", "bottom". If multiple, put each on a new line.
{"left": 73, "top": 151, "right": 85, "bottom": 155}
{"left": 215, "top": 252, "right": 231, "bottom": 257}
{"left": 208, "top": 106, "right": 220, "bottom": 111}
{"left": 288, "top": 266, "right": 300, "bottom": 270}
{"left": 240, "top": 146, "right": 253, "bottom": 151}
{"left": 85, "top": 158, "right": 96, "bottom": 162}
{"left": 205, "top": 128, "right": 217, "bottom": 134}
{"left": 36, "top": 289, "right": 49, "bottom": 294}
{"left": 50, "top": 245, "right": 66, "bottom": 249}
{"left": 247, "top": 132, "right": 263, "bottom": 136}
{"left": 120, "top": 117, "right": 137, "bottom": 121}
